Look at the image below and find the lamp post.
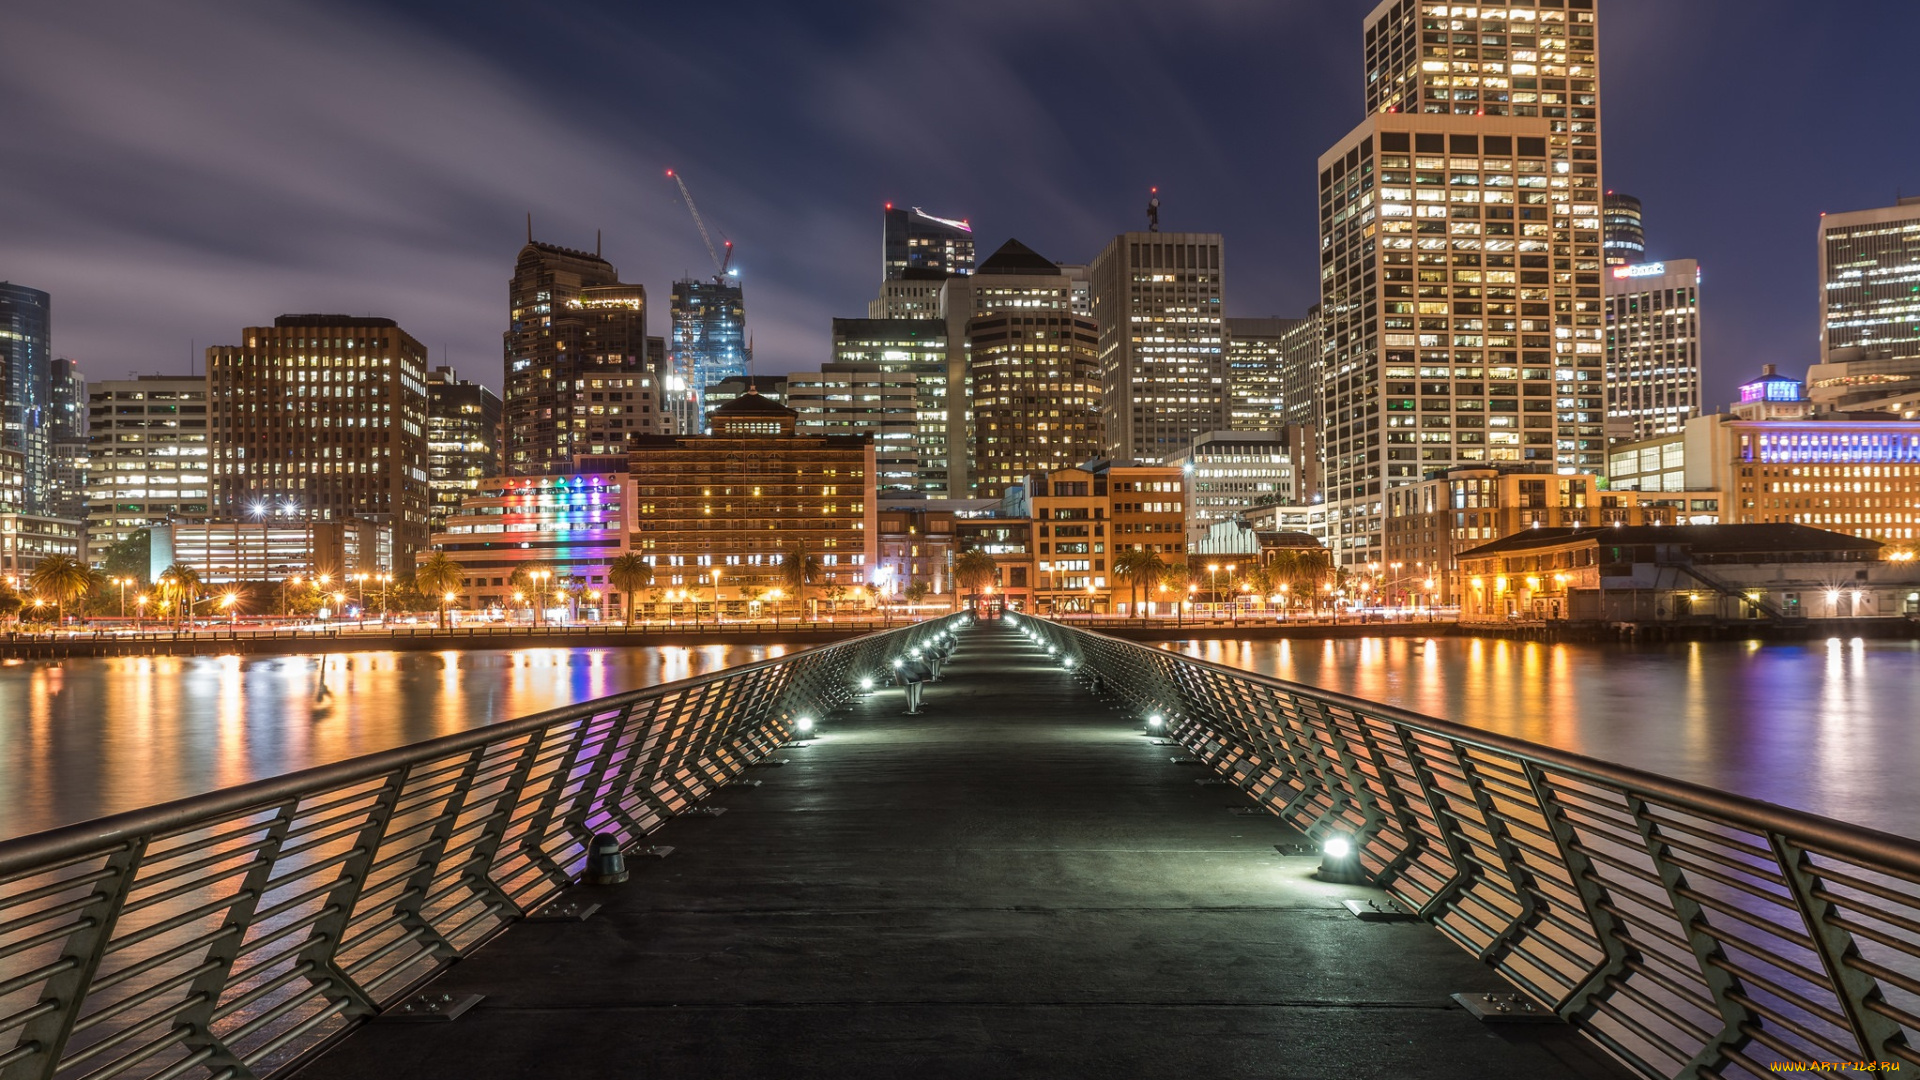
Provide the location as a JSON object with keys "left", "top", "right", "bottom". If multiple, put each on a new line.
{"left": 377, "top": 573, "right": 392, "bottom": 625}
{"left": 134, "top": 594, "right": 147, "bottom": 632}
{"left": 1206, "top": 563, "right": 1220, "bottom": 620}
{"left": 710, "top": 568, "right": 723, "bottom": 625}
{"left": 529, "top": 570, "right": 551, "bottom": 627}
{"left": 1225, "top": 563, "right": 1238, "bottom": 622}
{"left": 111, "top": 576, "right": 132, "bottom": 620}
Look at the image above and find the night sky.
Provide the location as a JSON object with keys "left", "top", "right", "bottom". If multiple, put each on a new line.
{"left": 6, "top": 1, "right": 1918, "bottom": 408}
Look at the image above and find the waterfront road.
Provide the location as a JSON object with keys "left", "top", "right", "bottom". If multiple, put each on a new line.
{"left": 293, "top": 621, "right": 1626, "bottom": 1080}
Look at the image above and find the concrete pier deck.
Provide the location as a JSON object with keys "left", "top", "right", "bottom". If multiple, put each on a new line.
{"left": 294, "top": 622, "right": 1627, "bottom": 1080}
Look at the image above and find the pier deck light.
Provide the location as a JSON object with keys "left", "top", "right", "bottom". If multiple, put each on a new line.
{"left": 1318, "top": 835, "right": 1364, "bottom": 883}
{"left": 795, "top": 716, "right": 815, "bottom": 734}
{"left": 1147, "top": 713, "right": 1165, "bottom": 729}
{"left": 860, "top": 676, "right": 875, "bottom": 691}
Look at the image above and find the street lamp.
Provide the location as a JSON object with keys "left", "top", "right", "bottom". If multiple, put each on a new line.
{"left": 1206, "top": 563, "right": 1220, "bottom": 618}
{"left": 134, "top": 594, "right": 148, "bottom": 631}
{"left": 529, "top": 570, "right": 551, "bottom": 626}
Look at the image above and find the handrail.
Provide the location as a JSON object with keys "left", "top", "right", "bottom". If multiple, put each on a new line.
{"left": 0, "top": 614, "right": 971, "bottom": 1080}
{"left": 1009, "top": 612, "right": 1920, "bottom": 1078}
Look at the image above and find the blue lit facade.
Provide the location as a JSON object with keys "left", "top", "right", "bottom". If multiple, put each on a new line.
{"left": 431, "top": 471, "right": 633, "bottom": 618}
{"left": 671, "top": 279, "right": 748, "bottom": 422}
{"left": 0, "top": 283, "right": 52, "bottom": 515}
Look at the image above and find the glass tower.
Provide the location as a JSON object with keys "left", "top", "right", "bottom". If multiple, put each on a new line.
{"left": 1603, "top": 192, "right": 1645, "bottom": 266}
{"left": 671, "top": 278, "right": 748, "bottom": 421}
{"left": 0, "top": 282, "right": 52, "bottom": 514}
{"left": 1820, "top": 196, "right": 1920, "bottom": 365}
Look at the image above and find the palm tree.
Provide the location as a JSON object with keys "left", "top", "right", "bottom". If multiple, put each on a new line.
{"left": 414, "top": 552, "right": 466, "bottom": 630}
{"left": 29, "top": 555, "right": 97, "bottom": 626}
{"left": 780, "top": 541, "right": 822, "bottom": 621}
{"left": 1111, "top": 550, "right": 1146, "bottom": 617}
{"left": 1268, "top": 547, "right": 1334, "bottom": 613}
{"left": 1160, "top": 563, "right": 1193, "bottom": 623}
{"left": 157, "top": 562, "right": 203, "bottom": 627}
{"left": 952, "top": 550, "right": 998, "bottom": 611}
{"left": 608, "top": 553, "right": 653, "bottom": 625}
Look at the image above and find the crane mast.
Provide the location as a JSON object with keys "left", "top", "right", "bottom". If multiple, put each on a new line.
{"left": 666, "top": 169, "right": 733, "bottom": 284}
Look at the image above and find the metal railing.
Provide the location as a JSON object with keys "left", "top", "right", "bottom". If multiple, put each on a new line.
{"left": 0, "top": 615, "right": 967, "bottom": 1080}
{"left": 1010, "top": 613, "right": 1919, "bottom": 1079}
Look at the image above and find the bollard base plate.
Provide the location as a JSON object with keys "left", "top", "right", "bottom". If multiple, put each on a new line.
{"left": 1274, "top": 843, "right": 1316, "bottom": 856}
{"left": 527, "top": 900, "right": 601, "bottom": 922}
{"left": 681, "top": 806, "right": 727, "bottom": 817}
{"left": 380, "top": 993, "right": 483, "bottom": 1023}
{"left": 1169, "top": 757, "right": 1204, "bottom": 765}
{"left": 1195, "top": 778, "right": 1235, "bottom": 787}
{"left": 729, "top": 779, "right": 763, "bottom": 788}
{"left": 644, "top": 845, "right": 675, "bottom": 859}
{"left": 1452, "top": 992, "right": 1558, "bottom": 1024}
{"left": 1342, "top": 898, "right": 1420, "bottom": 922}
{"left": 749, "top": 759, "right": 789, "bottom": 768}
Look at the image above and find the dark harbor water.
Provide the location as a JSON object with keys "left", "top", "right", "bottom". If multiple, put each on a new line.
{"left": 1171, "top": 635, "right": 1920, "bottom": 841}
{"left": 2, "top": 636, "right": 1916, "bottom": 841}
{"left": 0, "top": 645, "right": 796, "bottom": 838}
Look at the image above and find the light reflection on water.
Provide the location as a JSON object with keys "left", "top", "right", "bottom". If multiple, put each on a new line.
{"left": 0, "top": 645, "right": 794, "bottom": 839}
{"left": 1170, "top": 636, "right": 1920, "bottom": 841}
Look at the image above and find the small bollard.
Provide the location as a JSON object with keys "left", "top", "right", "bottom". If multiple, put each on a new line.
{"left": 583, "top": 832, "right": 629, "bottom": 885}
{"left": 905, "top": 678, "right": 925, "bottom": 715}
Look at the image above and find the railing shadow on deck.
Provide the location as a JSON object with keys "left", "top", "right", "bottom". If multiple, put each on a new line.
{"left": 1009, "top": 612, "right": 1919, "bottom": 1080}
{"left": 0, "top": 615, "right": 971, "bottom": 1080}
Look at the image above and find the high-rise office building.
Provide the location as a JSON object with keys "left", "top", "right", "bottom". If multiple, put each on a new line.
{"left": 671, "top": 278, "right": 749, "bottom": 416}
{"left": 47, "top": 358, "right": 88, "bottom": 523}
{"left": 1605, "top": 259, "right": 1702, "bottom": 443}
{"left": 1089, "top": 232, "right": 1227, "bottom": 463}
{"left": 84, "top": 376, "right": 212, "bottom": 566}
{"left": 1223, "top": 318, "right": 1299, "bottom": 431}
{"left": 1820, "top": 196, "right": 1920, "bottom": 365}
{"left": 1321, "top": 0, "right": 1604, "bottom": 565}
{"left": 869, "top": 269, "right": 955, "bottom": 320}
{"left": 1168, "top": 430, "right": 1299, "bottom": 546}
{"left": 208, "top": 315, "right": 431, "bottom": 565}
{"left": 1603, "top": 191, "right": 1645, "bottom": 266}
{"left": 787, "top": 363, "right": 923, "bottom": 495}
{"left": 945, "top": 240, "right": 1103, "bottom": 499}
{"left": 504, "top": 236, "right": 654, "bottom": 474}
{"left": 0, "top": 283, "right": 52, "bottom": 515}
{"left": 426, "top": 366, "right": 504, "bottom": 530}
{"left": 704, "top": 374, "right": 787, "bottom": 417}
{"left": 1279, "top": 308, "right": 1324, "bottom": 429}
{"left": 831, "top": 318, "right": 957, "bottom": 498}
{"left": 883, "top": 205, "right": 975, "bottom": 281}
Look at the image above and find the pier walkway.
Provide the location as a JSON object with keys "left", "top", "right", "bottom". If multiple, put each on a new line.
{"left": 291, "top": 621, "right": 1623, "bottom": 1080}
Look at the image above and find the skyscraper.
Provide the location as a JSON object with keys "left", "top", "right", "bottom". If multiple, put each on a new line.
{"left": 208, "top": 315, "right": 431, "bottom": 564}
{"left": 1603, "top": 191, "right": 1645, "bottom": 266}
{"left": 1223, "top": 318, "right": 1300, "bottom": 431}
{"left": 1278, "top": 308, "right": 1324, "bottom": 430}
{"left": 869, "top": 269, "right": 955, "bottom": 320}
{"left": 831, "top": 318, "right": 957, "bottom": 498}
{"left": 84, "top": 375, "right": 210, "bottom": 566}
{"left": 671, "top": 277, "right": 748, "bottom": 418}
{"left": 1089, "top": 232, "right": 1227, "bottom": 464}
{"left": 426, "top": 366, "right": 504, "bottom": 530}
{"left": 1820, "top": 196, "right": 1920, "bottom": 365}
{"left": 0, "top": 283, "right": 52, "bottom": 515}
{"left": 1319, "top": 0, "right": 1604, "bottom": 565}
{"left": 1605, "top": 259, "right": 1703, "bottom": 442}
{"left": 786, "top": 363, "right": 923, "bottom": 494}
{"left": 48, "top": 358, "right": 88, "bottom": 523}
{"left": 945, "top": 240, "right": 1102, "bottom": 499}
{"left": 883, "top": 205, "right": 975, "bottom": 281}
{"left": 504, "top": 236, "right": 655, "bottom": 474}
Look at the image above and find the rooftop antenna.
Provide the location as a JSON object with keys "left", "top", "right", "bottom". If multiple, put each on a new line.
{"left": 596, "top": 229, "right": 602, "bottom": 257}
{"left": 526, "top": 213, "right": 533, "bottom": 243}
{"left": 1147, "top": 187, "right": 1161, "bottom": 233}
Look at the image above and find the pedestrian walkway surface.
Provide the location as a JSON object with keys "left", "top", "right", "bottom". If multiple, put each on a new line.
{"left": 295, "top": 623, "right": 1629, "bottom": 1080}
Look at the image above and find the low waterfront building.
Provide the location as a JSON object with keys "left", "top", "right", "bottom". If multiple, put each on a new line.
{"left": 1245, "top": 501, "right": 1329, "bottom": 550}
{"left": 1457, "top": 524, "right": 1920, "bottom": 624}
{"left": 1, "top": 511, "right": 84, "bottom": 584}
{"left": 1384, "top": 465, "right": 1722, "bottom": 605}
{"left": 954, "top": 514, "right": 1034, "bottom": 612}
{"left": 149, "top": 519, "right": 390, "bottom": 585}
{"left": 628, "top": 393, "right": 877, "bottom": 617}
{"left": 431, "top": 467, "right": 631, "bottom": 616}
{"left": 1606, "top": 367, "right": 1920, "bottom": 547}
{"left": 874, "top": 501, "right": 966, "bottom": 608}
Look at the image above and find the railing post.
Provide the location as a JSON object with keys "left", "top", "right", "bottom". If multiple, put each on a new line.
{"left": 1629, "top": 796, "right": 1755, "bottom": 1077}
{"left": 173, "top": 801, "right": 299, "bottom": 1077}
{"left": 293, "top": 767, "right": 409, "bottom": 1018}
{"left": 462, "top": 736, "right": 546, "bottom": 918}
{"left": 1453, "top": 751, "right": 1539, "bottom": 964}
{"left": 1, "top": 839, "right": 147, "bottom": 1080}
{"left": 1523, "top": 764, "right": 1635, "bottom": 1022}
{"left": 1767, "top": 833, "right": 1912, "bottom": 1063}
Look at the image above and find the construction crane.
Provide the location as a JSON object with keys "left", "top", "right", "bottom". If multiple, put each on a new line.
{"left": 666, "top": 169, "right": 735, "bottom": 284}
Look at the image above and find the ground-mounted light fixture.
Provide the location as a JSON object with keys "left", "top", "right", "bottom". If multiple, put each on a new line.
{"left": 1317, "top": 835, "right": 1365, "bottom": 883}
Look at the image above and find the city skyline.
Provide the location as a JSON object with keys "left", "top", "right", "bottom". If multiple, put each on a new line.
{"left": 6, "top": 2, "right": 1920, "bottom": 411}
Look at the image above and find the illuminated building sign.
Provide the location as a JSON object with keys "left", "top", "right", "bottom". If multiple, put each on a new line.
{"left": 1612, "top": 262, "right": 1668, "bottom": 279}
{"left": 1739, "top": 378, "right": 1804, "bottom": 404}
{"left": 1746, "top": 431, "right": 1920, "bottom": 465}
